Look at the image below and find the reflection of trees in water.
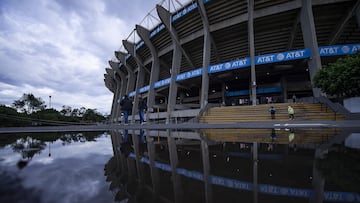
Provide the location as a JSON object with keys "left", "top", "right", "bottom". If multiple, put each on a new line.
{"left": 11, "top": 137, "right": 46, "bottom": 169}
{"left": 59, "top": 132, "right": 98, "bottom": 145}
{"left": 11, "top": 137, "right": 46, "bottom": 160}
{"left": 7, "top": 132, "right": 103, "bottom": 169}
{"left": 316, "top": 146, "right": 360, "bottom": 193}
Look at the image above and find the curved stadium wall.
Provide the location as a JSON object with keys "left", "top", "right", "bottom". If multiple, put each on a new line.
{"left": 104, "top": 0, "right": 360, "bottom": 118}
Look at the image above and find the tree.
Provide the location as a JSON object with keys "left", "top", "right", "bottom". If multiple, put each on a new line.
{"left": 0, "top": 105, "right": 29, "bottom": 127}
{"left": 314, "top": 52, "right": 360, "bottom": 99}
{"left": 60, "top": 105, "right": 72, "bottom": 116}
{"left": 82, "top": 108, "right": 105, "bottom": 122}
{"left": 13, "top": 93, "right": 46, "bottom": 113}
{"left": 78, "top": 107, "right": 87, "bottom": 117}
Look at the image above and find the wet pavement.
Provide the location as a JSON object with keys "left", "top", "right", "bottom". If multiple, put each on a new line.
{"left": 0, "top": 127, "right": 360, "bottom": 202}
{"left": 0, "top": 120, "right": 360, "bottom": 133}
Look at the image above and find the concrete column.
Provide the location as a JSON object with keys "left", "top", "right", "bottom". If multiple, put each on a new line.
{"left": 167, "top": 130, "right": 183, "bottom": 203}
{"left": 111, "top": 131, "right": 129, "bottom": 181}
{"left": 281, "top": 76, "right": 288, "bottom": 102}
{"left": 109, "top": 132, "right": 118, "bottom": 170}
{"left": 146, "top": 135, "right": 160, "bottom": 194}
{"left": 156, "top": 5, "right": 195, "bottom": 69}
{"left": 113, "top": 74, "right": 122, "bottom": 122}
{"left": 106, "top": 83, "right": 116, "bottom": 122}
{"left": 123, "top": 40, "right": 146, "bottom": 123}
{"left": 197, "top": 0, "right": 211, "bottom": 109}
{"left": 108, "top": 63, "right": 127, "bottom": 122}
{"left": 201, "top": 136, "right": 212, "bottom": 203}
{"left": 131, "top": 132, "right": 144, "bottom": 182}
{"left": 109, "top": 61, "right": 127, "bottom": 99}
{"left": 167, "top": 44, "right": 182, "bottom": 123}
{"left": 104, "top": 76, "right": 116, "bottom": 122}
{"left": 157, "top": 5, "right": 182, "bottom": 123}
{"left": 248, "top": 0, "right": 257, "bottom": 106}
{"left": 106, "top": 69, "right": 119, "bottom": 123}
{"left": 252, "top": 142, "right": 258, "bottom": 203}
{"left": 127, "top": 156, "right": 136, "bottom": 184}
{"left": 104, "top": 77, "right": 115, "bottom": 94}
{"left": 136, "top": 25, "right": 160, "bottom": 114}
{"left": 132, "top": 68, "right": 142, "bottom": 122}
{"left": 222, "top": 83, "right": 226, "bottom": 105}
{"left": 310, "top": 149, "right": 325, "bottom": 203}
{"left": 119, "top": 138, "right": 129, "bottom": 176}
{"left": 115, "top": 51, "right": 136, "bottom": 94}
{"left": 300, "top": 0, "right": 322, "bottom": 97}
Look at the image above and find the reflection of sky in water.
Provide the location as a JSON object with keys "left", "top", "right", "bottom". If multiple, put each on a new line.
{"left": 0, "top": 133, "right": 114, "bottom": 203}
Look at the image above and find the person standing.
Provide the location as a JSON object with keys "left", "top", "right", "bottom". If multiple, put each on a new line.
{"left": 138, "top": 95, "right": 147, "bottom": 124}
{"left": 269, "top": 106, "right": 276, "bottom": 119}
{"left": 292, "top": 94, "right": 296, "bottom": 103}
{"left": 120, "top": 95, "right": 132, "bottom": 124}
{"left": 288, "top": 105, "right": 295, "bottom": 120}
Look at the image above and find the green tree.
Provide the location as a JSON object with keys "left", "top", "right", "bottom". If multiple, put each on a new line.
{"left": 314, "top": 52, "right": 360, "bottom": 99}
{"left": 82, "top": 108, "right": 105, "bottom": 122}
{"left": 0, "top": 105, "right": 29, "bottom": 127}
{"left": 60, "top": 105, "right": 72, "bottom": 116}
{"left": 13, "top": 93, "right": 46, "bottom": 113}
{"left": 78, "top": 107, "right": 87, "bottom": 117}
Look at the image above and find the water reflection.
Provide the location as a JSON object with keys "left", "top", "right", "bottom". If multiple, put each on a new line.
{"left": 105, "top": 128, "right": 360, "bottom": 203}
{"left": 0, "top": 132, "right": 114, "bottom": 203}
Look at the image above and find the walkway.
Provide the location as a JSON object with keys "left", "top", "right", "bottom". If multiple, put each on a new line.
{"left": 0, "top": 120, "right": 359, "bottom": 134}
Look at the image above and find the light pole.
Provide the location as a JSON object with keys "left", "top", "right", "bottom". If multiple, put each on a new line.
{"left": 49, "top": 95, "right": 52, "bottom": 109}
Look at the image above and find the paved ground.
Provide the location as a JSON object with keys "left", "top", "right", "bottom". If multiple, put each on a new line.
{"left": 0, "top": 120, "right": 359, "bottom": 134}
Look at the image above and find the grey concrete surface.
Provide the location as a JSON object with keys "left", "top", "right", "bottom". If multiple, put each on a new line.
{"left": 1, "top": 120, "right": 359, "bottom": 134}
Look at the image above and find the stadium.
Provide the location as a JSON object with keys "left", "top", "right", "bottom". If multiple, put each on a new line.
{"left": 104, "top": 0, "right": 360, "bottom": 123}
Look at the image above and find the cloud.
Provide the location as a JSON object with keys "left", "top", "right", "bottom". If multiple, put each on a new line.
{"left": 0, "top": 133, "right": 114, "bottom": 203}
{"left": 0, "top": 0, "right": 162, "bottom": 115}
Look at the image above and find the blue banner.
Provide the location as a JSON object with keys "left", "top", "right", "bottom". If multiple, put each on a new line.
{"left": 208, "top": 57, "right": 250, "bottom": 74}
{"left": 125, "top": 44, "right": 357, "bottom": 98}
{"left": 135, "top": 41, "right": 144, "bottom": 50}
{"left": 210, "top": 176, "right": 253, "bottom": 191}
{"left": 139, "top": 85, "right": 150, "bottom": 93}
{"left": 129, "top": 91, "right": 136, "bottom": 97}
{"left": 172, "top": 2, "right": 198, "bottom": 22}
{"left": 128, "top": 153, "right": 360, "bottom": 202}
{"left": 149, "top": 1, "right": 211, "bottom": 39}
{"left": 319, "top": 44, "right": 360, "bottom": 56}
{"left": 177, "top": 168, "right": 204, "bottom": 181}
{"left": 258, "top": 183, "right": 311, "bottom": 198}
{"left": 225, "top": 87, "right": 282, "bottom": 97}
{"left": 225, "top": 89, "right": 250, "bottom": 97}
{"left": 255, "top": 48, "right": 311, "bottom": 65}
{"left": 324, "top": 191, "right": 360, "bottom": 202}
{"left": 154, "top": 78, "right": 171, "bottom": 89}
{"left": 149, "top": 24, "right": 165, "bottom": 39}
{"left": 176, "top": 68, "right": 202, "bottom": 81}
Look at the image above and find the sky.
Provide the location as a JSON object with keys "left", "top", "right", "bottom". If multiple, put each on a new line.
{"left": 0, "top": 0, "right": 186, "bottom": 115}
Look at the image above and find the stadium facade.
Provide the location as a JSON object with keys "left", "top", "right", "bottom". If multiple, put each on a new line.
{"left": 104, "top": 0, "right": 360, "bottom": 123}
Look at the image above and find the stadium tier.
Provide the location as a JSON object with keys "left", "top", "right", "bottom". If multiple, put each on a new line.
{"left": 104, "top": 0, "right": 360, "bottom": 123}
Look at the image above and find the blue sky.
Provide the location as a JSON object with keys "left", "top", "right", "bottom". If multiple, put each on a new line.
{"left": 0, "top": 0, "right": 174, "bottom": 114}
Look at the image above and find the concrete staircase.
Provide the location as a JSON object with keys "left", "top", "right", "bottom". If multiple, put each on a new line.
{"left": 199, "top": 103, "right": 346, "bottom": 123}
{"left": 201, "top": 128, "right": 340, "bottom": 144}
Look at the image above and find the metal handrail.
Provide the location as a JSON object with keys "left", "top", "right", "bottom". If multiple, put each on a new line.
{"left": 314, "top": 96, "right": 351, "bottom": 119}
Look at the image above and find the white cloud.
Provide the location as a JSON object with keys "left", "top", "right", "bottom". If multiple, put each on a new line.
{"left": 0, "top": 0, "right": 147, "bottom": 115}
{"left": 0, "top": 0, "right": 191, "bottom": 115}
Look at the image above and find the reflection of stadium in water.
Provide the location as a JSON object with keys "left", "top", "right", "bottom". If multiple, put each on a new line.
{"left": 105, "top": 129, "right": 360, "bottom": 203}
